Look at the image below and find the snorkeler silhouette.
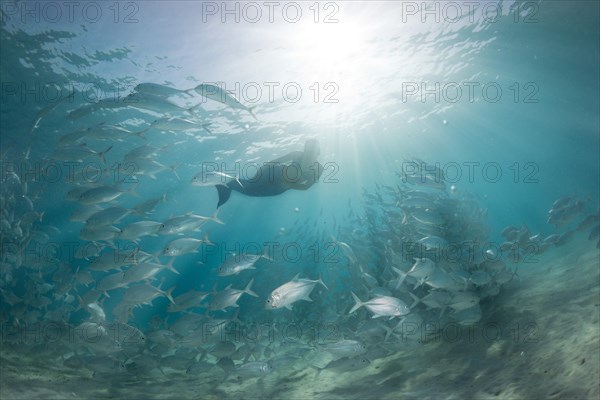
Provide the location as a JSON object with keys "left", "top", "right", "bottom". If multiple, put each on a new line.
{"left": 215, "top": 139, "right": 324, "bottom": 208}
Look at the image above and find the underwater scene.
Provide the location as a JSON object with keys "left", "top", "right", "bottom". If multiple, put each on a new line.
{"left": 0, "top": 1, "right": 599, "bottom": 399}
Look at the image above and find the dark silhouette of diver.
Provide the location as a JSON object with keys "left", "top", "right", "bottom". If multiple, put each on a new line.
{"left": 215, "top": 139, "right": 324, "bottom": 208}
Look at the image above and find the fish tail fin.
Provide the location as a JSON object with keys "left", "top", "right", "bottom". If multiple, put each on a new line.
{"left": 383, "top": 323, "right": 397, "bottom": 342}
{"left": 202, "top": 232, "right": 213, "bottom": 246}
{"left": 247, "top": 106, "right": 258, "bottom": 121}
{"left": 215, "top": 184, "right": 232, "bottom": 208}
{"left": 74, "top": 292, "right": 85, "bottom": 313}
{"left": 349, "top": 291, "right": 364, "bottom": 314}
{"left": 210, "top": 208, "right": 225, "bottom": 225}
{"left": 98, "top": 145, "right": 113, "bottom": 164}
{"left": 261, "top": 246, "right": 274, "bottom": 261}
{"left": 166, "top": 259, "right": 179, "bottom": 275}
{"left": 186, "top": 104, "right": 199, "bottom": 119}
{"left": 169, "top": 164, "right": 181, "bottom": 180}
{"left": 392, "top": 267, "right": 408, "bottom": 289}
{"left": 439, "top": 306, "right": 447, "bottom": 320}
{"left": 512, "top": 265, "right": 521, "bottom": 282}
{"left": 316, "top": 273, "right": 328, "bottom": 290}
{"left": 201, "top": 123, "right": 212, "bottom": 134}
{"left": 409, "top": 292, "right": 421, "bottom": 309}
{"left": 135, "top": 128, "right": 149, "bottom": 139}
{"left": 244, "top": 278, "right": 258, "bottom": 297}
{"left": 188, "top": 102, "right": 205, "bottom": 119}
{"left": 309, "top": 365, "right": 323, "bottom": 380}
{"left": 128, "top": 184, "right": 141, "bottom": 198}
{"left": 164, "top": 285, "right": 176, "bottom": 305}
{"left": 184, "top": 88, "right": 196, "bottom": 98}
{"left": 150, "top": 250, "right": 161, "bottom": 264}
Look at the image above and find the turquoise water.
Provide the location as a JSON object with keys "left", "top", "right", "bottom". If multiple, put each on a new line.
{"left": 1, "top": 1, "right": 599, "bottom": 399}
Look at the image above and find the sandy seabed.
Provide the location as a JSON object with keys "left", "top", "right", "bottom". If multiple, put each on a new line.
{"left": 1, "top": 238, "right": 598, "bottom": 400}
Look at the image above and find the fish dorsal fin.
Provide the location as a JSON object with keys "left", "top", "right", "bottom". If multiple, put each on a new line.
{"left": 292, "top": 273, "right": 301, "bottom": 281}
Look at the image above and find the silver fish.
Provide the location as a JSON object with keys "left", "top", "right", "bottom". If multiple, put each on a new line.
{"left": 79, "top": 224, "right": 120, "bottom": 242}
{"left": 265, "top": 274, "right": 328, "bottom": 310}
{"left": 209, "top": 279, "right": 258, "bottom": 311}
{"left": 159, "top": 212, "right": 223, "bottom": 235}
{"left": 123, "top": 144, "right": 170, "bottom": 162}
{"left": 469, "top": 270, "right": 492, "bottom": 286}
{"left": 393, "top": 257, "right": 435, "bottom": 289}
{"left": 191, "top": 170, "right": 241, "bottom": 187}
{"left": 122, "top": 283, "right": 175, "bottom": 307}
{"left": 116, "top": 159, "right": 179, "bottom": 181}
{"left": 424, "top": 270, "right": 465, "bottom": 291}
{"left": 69, "top": 204, "right": 103, "bottom": 222}
{"left": 313, "top": 356, "right": 370, "bottom": 378}
{"left": 134, "top": 82, "right": 194, "bottom": 98}
{"left": 124, "top": 92, "right": 199, "bottom": 117}
{"left": 349, "top": 292, "right": 411, "bottom": 319}
{"left": 86, "top": 206, "right": 132, "bottom": 227}
{"left": 96, "top": 271, "right": 128, "bottom": 294}
{"left": 67, "top": 98, "right": 129, "bottom": 120}
{"left": 133, "top": 192, "right": 168, "bottom": 215}
{"left": 319, "top": 339, "right": 367, "bottom": 359}
{"left": 118, "top": 220, "right": 163, "bottom": 241}
{"left": 194, "top": 83, "right": 256, "bottom": 119}
{"left": 85, "top": 123, "right": 144, "bottom": 142}
{"left": 78, "top": 184, "right": 137, "bottom": 205}
{"left": 217, "top": 250, "right": 270, "bottom": 276}
{"left": 448, "top": 291, "right": 480, "bottom": 311}
{"left": 121, "top": 259, "right": 179, "bottom": 284}
{"left": 146, "top": 117, "right": 211, "bottom": 134}
{"left": 234, "top": 361, "right": 272, "bottom": 378}
{"left": 167, "top": 289, "right": 209, "bottom": 313}
{"left": 53, "top": 143, "right": 113, "bottom": 164}
{"left": 162, "top": 236, "right": 211, "bottom": 256}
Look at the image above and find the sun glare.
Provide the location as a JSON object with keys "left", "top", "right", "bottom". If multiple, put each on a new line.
{"left": 296, "top": 22, "right": 363, "bottom": 71}
{"left": 292, "top": 19, "right": 372, "bottom": 76}
{"left": 284, "top": 17, "right": 377, "bottom": 117}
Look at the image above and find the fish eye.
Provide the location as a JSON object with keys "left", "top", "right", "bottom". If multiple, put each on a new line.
{"left": 266, "top": 299, "right": 271, "bottom": 303}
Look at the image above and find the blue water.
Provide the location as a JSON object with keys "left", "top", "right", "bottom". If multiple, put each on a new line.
{"left": 1, "top": 1, "right": 599, "bottom": 398}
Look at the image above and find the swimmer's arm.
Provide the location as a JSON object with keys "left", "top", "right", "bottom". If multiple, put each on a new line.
{"left": 285, "top": 163, "right": 324, "bottom": 190}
